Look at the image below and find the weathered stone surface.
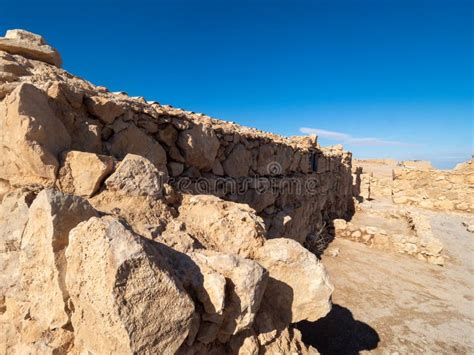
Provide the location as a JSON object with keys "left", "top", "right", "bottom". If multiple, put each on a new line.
{"left": 255, "top": 238, "right": 333, "bottom": 323}
{"left": 0, "top": 83, "right": 71, "bottom": 185}
{"left": 223, "top": 143, "right": 252, "bottom": 177}
{"left": 260, "top": 327, "right": 316, "bottom": 354}
{"left": 58, "top": 151, "right": 114, "bottom": 197}
{"left": 177, "top": 123, "right": 220, "bottom": 170}
{"left": 179, "top": 195, "right": 266, "bottom": 258}
{"left": 91, "top": 190, "right": 175, "bottom": 240}
{"left": 157, "top": 124, "right": 178, "bottom": 146}
{"left": 202, "top": 252, "right": 268, "bottom": 336}
{"left": 66, "top": 216, "right": 195, "bottom": 354}
{"left": 47, "top": 81, "right": 83, "bottom": 109}
{"left": 0, "top": 29, "right": 353, "bottom": 354}
{"left": 85, "top": 95, "right": 124, "bottom": 124}
{"left": 0, "top": 189, "right": 35, "bottom": 298}
{"left": 105, "top": 154, "right": 164, "bottom": 198}
{"left": 0, "top": 29, "right": 62, "bottom": 67}
{"left": 20, "top": 189, "right": 97, "bottom": 330}
{"left": 108, "top": 124, "right": 168, "bottom": 174}
{"left": 333, "top": 207, "right": 445, "bottom": 265}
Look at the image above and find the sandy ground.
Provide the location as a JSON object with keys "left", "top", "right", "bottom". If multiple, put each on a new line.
{"left": 297, "top": 201, "right": 474, "bottom": 354}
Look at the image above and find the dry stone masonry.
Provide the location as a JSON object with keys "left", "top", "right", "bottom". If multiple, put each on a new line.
{"left": 0, "top": 30, "right": 352, "bottom": 354}
{"left": 353, "top": 159, "right": 474, "bottom": 212}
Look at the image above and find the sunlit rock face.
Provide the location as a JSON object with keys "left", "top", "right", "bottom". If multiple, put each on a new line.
{"left": 0, "top": 29, "right": 355, "bottom": 354}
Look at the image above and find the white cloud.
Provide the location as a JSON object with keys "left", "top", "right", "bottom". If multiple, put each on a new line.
{"left": 299, "top": 127, "right": 418, "bottom": 147}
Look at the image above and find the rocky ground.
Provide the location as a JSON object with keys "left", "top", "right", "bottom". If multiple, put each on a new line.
{"left": 299, "top": 198, "right": 474, "bottom": 354}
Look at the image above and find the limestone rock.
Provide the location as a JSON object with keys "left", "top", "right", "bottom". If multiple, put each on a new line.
{"left": 0, "top": 83, "right": 71, "bottom": 185}
{"left": 157, "top": 124, "right": 178, "bottom": 146}
{"left": 108, "top": 124, "right": 168, "bottom": 174}
{"left": 0, "top": 189, "right": 35, "bottom": 298}
{"left": 202, "top": 252, "right": 268, "bottom": 336}
{"left": 255, "top": 238, "right": 333, "bottom": 324}
{"left": 47, "top": 81, "right": 84, "bottom": 109}
{"left": 178, "top": 195, "right": 266, "bottom": 258}
{"left": 66, "top": 216, "right": 195, "bottom": 354}
{"left": 177, "top": 124, "right": 220, "bottom": 170}
{"left": 105, "top": 154, "right": 164, "bottom": 198}
{"left": 260, "top": 327, "right": 316, "bottom": 355}
{"left": 58, "top": 151, "right": 114, "bottom": 197}
{"left": 20, "top": 189, "right": 97, "bottom": 330}
{"left": 222, "top": 143, "right": 252, "bottom": 177}
{"left": 90, "top": 190, "right": 174, "bottom": 239}
{"left": 85, "top": 96, "right": 124, "bottom": 124}
{"left": 0, "top": 29, "right": 62, "bottom": 67}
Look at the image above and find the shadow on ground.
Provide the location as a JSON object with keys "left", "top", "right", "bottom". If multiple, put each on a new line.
{"left": 297, "top": 304, "right": 380, "bottom": 355}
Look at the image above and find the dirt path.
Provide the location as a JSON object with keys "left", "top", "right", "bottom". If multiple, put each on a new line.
{"left": 297, "top": 203, "right": 474, "bottom": 354}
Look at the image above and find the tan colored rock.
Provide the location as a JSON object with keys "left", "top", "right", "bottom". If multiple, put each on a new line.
{"left": 0, "top": 29, "right": 62, "bottom": 67}
{"left": 261, "top": 327, "right": 316, "bottom": 355}
{"left": 66, "top": 216, "right": 195, "bottom": 354}
{"left": 0, "top": 189, "right": 35, "bottom": 298}
{"left": 400, "top": 160, "right": 433, "bottom": 170}
{"left": 85, "top": 95, "right": 124, "bottom": 124}
{"left": 177, "top": 123, "right": 220, "bottom": 170}
{"left": 0, "top": 179, "right": 10, "bottom": 200}
{"left": 47, "top": 81, "right": 83, "bottom": 109}
{"left": 178, "top": 195, "right": 266, "bottom": 258}
{"left": 202, "top": 252, "right": 268, "bottom": 336}
{"left": 223, "top": 143, "right": 252, "bottom": 177}
{"left": 91, "top": 190, "right": 174, "bottom": 239}
{"left": 157, "top": 124, "right": 178, "bottom": 146}
{"left": 0, "top": 57, "right": 30, "bottom": 77}
{"left": 0, "top": 83, "right": 71, "bottom": 185}
{"left": 105, "top": 154, "right": 164, "bottom": 198}
{"left": 229, "top": 330, "right": 260, "bottom": 355}
{"left": 58, "top": 151, "right": 114, "bottom": 197}
{"left": 255, "top": 238, "right": 333, "bottom": 324}
{"left": 20, "top": 189, "right": 97, "bottom": 330}
{"left": 108, "top": 124, "right": 168, "bottom": 173}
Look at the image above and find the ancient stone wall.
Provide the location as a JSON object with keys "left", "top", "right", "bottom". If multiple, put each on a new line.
{"left": 392, "top": 161, "right": 474, "bottom": 212}
{"left": 0, "top": 30, "right": 352, "bottom": 354}
{"left": 0, "top": 41, "right": 354, "bottom": 244}
{"left": 352, "top": 159, "right": 474, "bottom": 213}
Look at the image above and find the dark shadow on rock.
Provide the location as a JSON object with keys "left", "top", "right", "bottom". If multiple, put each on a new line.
{"left": 296, "top": 304, "right": 379, "bottom": 355}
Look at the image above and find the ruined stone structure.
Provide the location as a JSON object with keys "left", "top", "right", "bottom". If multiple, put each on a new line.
{"left": 353, "top": 159, "right": 474, "bottom": 213}
{"left": 392, "top": 161, "right": 474, "bottom": 212}
{"left": 0, "top": 30, "right": 354, "bottom": 354}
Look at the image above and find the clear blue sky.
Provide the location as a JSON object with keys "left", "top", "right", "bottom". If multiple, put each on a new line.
{"left": 1, "top": 0, "right": 472, "bottom": 168}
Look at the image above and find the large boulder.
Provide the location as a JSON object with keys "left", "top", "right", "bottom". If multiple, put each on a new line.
{"left": 84, "top": 95, "right": 124, "bottom": 124}
{"left": 178, "top": 195, "right": 266, "bottom": 258}
{"left": 58, "top": 150, "right": 114, "bottom": 197}
{"left": 177, "top": 123, "right": 220, "bottom": 170}
{"left": 0, "top": 29, "right": 62, "bottom": 67}
{"left": 66, "top": 216, "right": 195, "bottom": 354}
{"left": 104, "top": 154, "right": 164, "bottom": 198}
{"left": 255, "top": 238, "right": 333, "bottom": 324}
{"left": 108, "top": 124, "right": 168, "bottom": 174}
{"left": 19, "top": 189, "right": 97, "bottom": 330}
{"left": 0, "top": 83, "right": 71, "bottom": 185}
{"left": 202, "top": 253, "right": 268, "bottom": 338}
{"left": 0, "top": 189, "right": 35, "bottom": 298}
{"left": 222, "top": 143, "right": 252, "bottom": 177}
